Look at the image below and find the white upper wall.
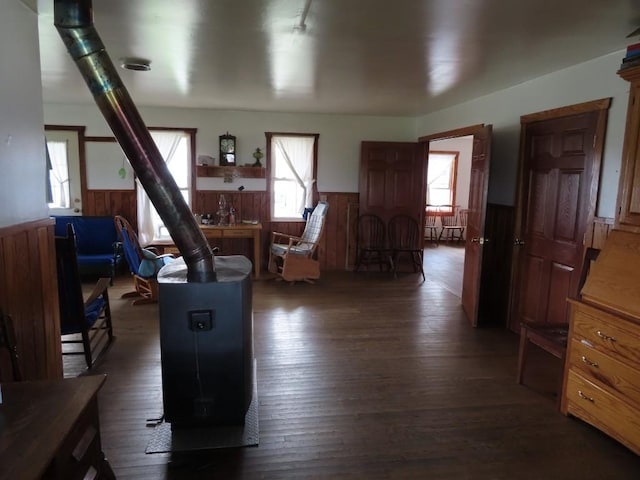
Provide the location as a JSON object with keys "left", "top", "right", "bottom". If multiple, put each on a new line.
{"left": 43, "top": 104, "right": 416, "bottom": 193}
{"left": 416, "top": 51, "right": 629, "bottom": 217}
{"left": 44, "top": 51, "right": 630, "bottom": 217}
{"left": 0, "top": 0, "right": 47, "bottom": 228}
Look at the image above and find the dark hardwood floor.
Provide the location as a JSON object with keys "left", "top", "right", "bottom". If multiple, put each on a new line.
{"left": 66, "top": 254, "right": 640, "bottom": 479}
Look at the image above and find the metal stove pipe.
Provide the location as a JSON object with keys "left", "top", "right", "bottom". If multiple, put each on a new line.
{"left": 54, "top": 0, "right": 215, "bottom": 282}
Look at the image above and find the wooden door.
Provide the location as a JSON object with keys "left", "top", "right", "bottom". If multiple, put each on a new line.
{"left": 359, "top": 142, "right": 425, "bottom": 226}
{"left": 461, "top": 126, "right": 492, "bottom": 326}
{"left": 510, "top": 100, "right": 609, "bottom": 332}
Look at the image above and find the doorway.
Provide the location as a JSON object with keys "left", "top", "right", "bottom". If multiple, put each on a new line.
{"left": 45, "top": 125, "right": 86, "bottom": 216}
{"left": 423, "top": 136, "right": 473, "bottom": 297}
{"left": 420, "top": 124, "right": 493, "bottom": 327}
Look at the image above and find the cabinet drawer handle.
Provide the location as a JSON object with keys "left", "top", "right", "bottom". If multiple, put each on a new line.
{"left": 596, "top": 331, "right": 617, "bottom": 342}
{"left": 578, "top": 390, "right": 594, "bottom": 402}
{"left": 581, "top": 356, "right": 599, "bottom": 368}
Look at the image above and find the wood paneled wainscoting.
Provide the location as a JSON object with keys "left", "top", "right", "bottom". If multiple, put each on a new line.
{"left": 82, "top": 189, "right": 358, "bottom": 273}
{"left": 480, "top": 203, "right": 515, "bottom": 327}
{"left": 0, "top": 219, "right": 62, "bottom": 381}
{"left": 84, "top": 190, "right": 137, "bottom": 231}
{"left": 195, "top": 191, "right": 359, "bottom": 272}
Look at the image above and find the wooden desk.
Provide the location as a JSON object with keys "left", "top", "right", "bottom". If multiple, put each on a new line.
{"left": 200, "top": 223, "right": 262, "bottom": 278}
{"left": 0, "top": 375, "right": 114, "bottom": 480}
{"left": 148, "top": 223, "right": 263, "bottom": 278}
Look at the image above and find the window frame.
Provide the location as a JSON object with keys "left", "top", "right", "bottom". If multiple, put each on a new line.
{"left": 136, "top": 127, "right": 197, "bottom": 242}
{"left": 426, "top": 150, "right": 458, "bottom": 215}
{"left": 147, "top": 127, "right": 197, "bottom": 209}
{"left": 44, "top": 124, "right": 86, "bottom": 215}
{"left": 265, "top": 132, "right": 319, "bottom": 222}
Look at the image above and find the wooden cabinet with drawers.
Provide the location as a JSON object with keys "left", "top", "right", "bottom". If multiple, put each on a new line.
{"left": 561, "top": 230, "right": 640, "bottom": 455}
{"left": 616, "top": 65, "right": 640, "bottom": 232}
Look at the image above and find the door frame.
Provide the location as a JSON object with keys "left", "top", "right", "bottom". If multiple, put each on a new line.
{"left": 45, "top": 124, "right": 87, "bottom": 216}
{"left": 508, "top": 98, "right": 611, "bottom": 332}
{"left": 419, "top": 123, "right": 491, "bottom": 326}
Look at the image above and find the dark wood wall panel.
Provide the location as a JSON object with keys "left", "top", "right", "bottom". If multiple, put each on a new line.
{"left": 0, "top": 219, "right": 62, "bottom": 381}
{"left": 195, "top": 191, "right": 358, "bottom": 272}
{"left": 479, "top": 203, "right": 515, "bottom": 328}
{"left": 85, "top": 190, "right": 137, "bottom": 229}
{"left": 323, "top": 192, "right": 359, "bottom": 271}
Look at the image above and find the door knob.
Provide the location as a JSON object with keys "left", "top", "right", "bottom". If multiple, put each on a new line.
{"left": 471, "top": 237, "right": 489, "bottom": 245}
{"left": 514, "top": 238, "right": 525, "bottom": 246}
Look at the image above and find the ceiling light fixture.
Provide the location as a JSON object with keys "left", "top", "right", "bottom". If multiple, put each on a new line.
{"left": 119, "top": 57, "right": 151, "bottom": 71}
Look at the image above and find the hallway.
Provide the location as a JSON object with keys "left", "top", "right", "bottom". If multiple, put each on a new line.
{"left": 422, "top": 242, "right": 465, "bottom": 297}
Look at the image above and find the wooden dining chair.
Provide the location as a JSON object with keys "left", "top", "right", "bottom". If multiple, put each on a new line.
{"left": 355, "top": 214, "right": 392, "bottom": 272}
{"left": 56, "top": 223, "right": 114, "bottom": 369}
{"left": 388, "top": 214, "right": 425, "bottom": 281}
{"left": 438, "top": 206, "right": 462, "bottom": 242}
{"left": 424, "top": 207, "right": 440, "bottom": 245}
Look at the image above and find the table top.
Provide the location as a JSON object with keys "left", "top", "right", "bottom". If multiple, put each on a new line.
{"left": 199, "top": 222, "right": 262, "bottom": 231}
{"left": 0, "top": 375, "right": 107, "bottom": 480}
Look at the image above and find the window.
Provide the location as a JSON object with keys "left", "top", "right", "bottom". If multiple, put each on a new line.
{"left": 45, "top": 127, "right": 83, "bottom": 216}
{"left": 46, "top": 139, "right": 70, "bottom": 208}
{"left": 426, "top": 151, "right": 458, "bottom": 212}
{"left": 266, "top": 133, "right": 318, "bottom": 220}
{"left": 136, "top": 128, "right": 196, "bottom": 244}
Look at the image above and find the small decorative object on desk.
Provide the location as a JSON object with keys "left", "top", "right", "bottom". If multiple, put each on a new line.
{"left": 229, "top": 204, "right": 236, "bottom": 225}
{"left": 252, "top": 148, "right": 264, "bottom": 168}
{"left": 217, "top": 194, "right": 229, "bottom": 225}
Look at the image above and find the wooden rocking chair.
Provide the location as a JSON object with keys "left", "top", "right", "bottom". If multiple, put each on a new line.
{"left": 114, "top": 215, "right": 174, "bottom": 305}
{"left": 55, "top": 224, "right": 114, "bottom": 368}
{"left": 268, "top": 202, "right": 329, "bottom": 283}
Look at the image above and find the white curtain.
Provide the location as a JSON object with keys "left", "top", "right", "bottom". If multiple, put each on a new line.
{"left": 136, "top": 131, "right": 183, "bottom": 245}
{"left": 273, "top": 135, "right": 316, "bottom": 215}
{"left": 46, "top": 140, "right": 69, "bottom": 208}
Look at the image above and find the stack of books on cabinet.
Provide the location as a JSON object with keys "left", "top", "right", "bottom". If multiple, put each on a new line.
{"left": 620, "top": 42, "right": 640, "bottom": 70}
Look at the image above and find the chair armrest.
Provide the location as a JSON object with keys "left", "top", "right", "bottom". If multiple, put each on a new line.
{"left": 272, "top": 231, "right": 303, "bottom": 244}
{"left": 84, "top": 277, "right": 111, "bottom": 306}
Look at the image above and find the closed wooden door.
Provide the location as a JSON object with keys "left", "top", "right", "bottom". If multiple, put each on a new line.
{"left": 359, "top": 142, "right": 425, "bottom": 227}
{"left": 510, "top": 101, "right": 608, "bottom": 332}
{"left": 461, "top": 126, "right": 492, "bottom": 326}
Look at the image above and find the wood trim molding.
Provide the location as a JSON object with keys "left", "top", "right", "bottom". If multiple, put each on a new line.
{"left": 45, "top": 125, "right": 88, "bottom": 213}
{"left": 418, "top": 124, "right": 485, "bottom": 143}
{"left": 85, "top": 136, "right": 117, "bottom": 142}
{"left": 520, "top": 97, "right": 612, "bottom": 124}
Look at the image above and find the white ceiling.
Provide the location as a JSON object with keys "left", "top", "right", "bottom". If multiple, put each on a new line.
{"left": 35, "top": 0, "right": 640, "bottom": 116}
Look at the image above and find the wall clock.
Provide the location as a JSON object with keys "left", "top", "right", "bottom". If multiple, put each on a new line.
{"left": 219, "top": 132, "right": 236, "bottom": 166}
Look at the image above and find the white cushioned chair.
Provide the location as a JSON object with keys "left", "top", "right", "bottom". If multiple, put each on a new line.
{"left": 268, "top": 202, "right": 329, "bottom": 283}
